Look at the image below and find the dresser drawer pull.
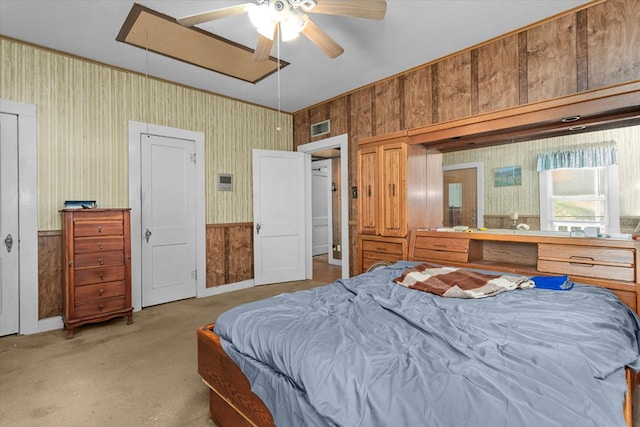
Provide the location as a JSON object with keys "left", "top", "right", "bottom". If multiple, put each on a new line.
{"left": 376, "top": 247, "right": 388, "bottom": 252}
{"left": 99, "top": 288, "right": 104, "bottom": 296}
{"left": 97, "top": 226, "right": 102, "bottom": 233}
{"left": 99, "top": 304, "right": 104, "bottom": 310}
{"left": 99, "top": 274, "right": 104, "bottom": 281}
{"left": 98, "top": 243, "right": 103, "bottom": 249}
{"left": 569, "top": 256, "right": 595, "bottom": 267}
{"left": 99, "top": 259, "right": 104, "bottom": 265}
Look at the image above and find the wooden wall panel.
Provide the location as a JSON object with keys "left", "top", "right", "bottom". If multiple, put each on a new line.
{"left": 293, "top": 110, "right": 310, "bottom": 149}
{"left": 38, "top": 232, "right": 63, "bottom": 319}
{"left": 348, "top": 89, "right": 374, "bottom": 275}
{"left": 374, "top": 78, "right": 402, "bottom": 135}
{"left": 350, "top": 88, "right": 374, "bottom": 141}
{"left": 587, "top": 0, "right": 640, "bottom": 89}
{"left": 404, "top": 66, "right": 433, "bottom": 130}
{"left": 329, "top": 96, "right": 349, "bottom": 137}
{"left": 206, "top": 226, "right": 226, "bottom": 288}
{"left": 206, "top": 223, "right": 253, "bottom": 287}
{"left": 436, "top": 53, "right": 472, "bottom": 122}
{"left": 227, "top": 225, "right": 253, "bottom": 283}
{"left": 526, "top": 13, "right": 578, "bottom": 103}
{"left": 477, "top": 35, "right": 520, "bottom": 114}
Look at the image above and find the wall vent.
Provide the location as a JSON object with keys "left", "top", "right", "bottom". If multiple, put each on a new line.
{"left": 311, "top": 119, "right": 330, "bottom": 137}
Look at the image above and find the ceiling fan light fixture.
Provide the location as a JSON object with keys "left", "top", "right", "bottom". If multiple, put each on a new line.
{"left": 247, "top": 4, "right": 276, "bottom": 39}
{"left": 280, "top": 12, "right": 307, "bottom": 41}
{"left": 248, "top": 0, "right": 305, "bottom": 41}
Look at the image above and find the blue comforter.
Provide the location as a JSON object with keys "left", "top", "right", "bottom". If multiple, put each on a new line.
{"left": 214, "top": 262, "right": 640, "bottom": 427}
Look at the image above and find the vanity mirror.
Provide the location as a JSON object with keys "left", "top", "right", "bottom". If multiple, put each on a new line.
{"left": 441, "top": 122, "right": 640, "bottom": 236}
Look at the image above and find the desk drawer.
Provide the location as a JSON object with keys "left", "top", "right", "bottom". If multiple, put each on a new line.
{"left": 537, "top": 259, "right": 634, "bottom": 282}
{"left": 412, "top": 248, "right": 470, "bottom": 263}
{"left": 414, "top": 236, "right": 470, "bottom": 253}
{"left": 538, "top": 244, "right": 635, "bottom": 282}
{"left": 75, "top": 296, "right": 126, "bottom": 318}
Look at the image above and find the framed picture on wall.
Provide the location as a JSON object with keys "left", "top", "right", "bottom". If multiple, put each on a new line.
{"left": 494, "top": 166, "right": 522, "bottom": 187}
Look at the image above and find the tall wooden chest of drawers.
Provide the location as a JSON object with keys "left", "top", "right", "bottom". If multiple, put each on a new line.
{"left": 61, "top": 208, "right": 133, "bottom": 338}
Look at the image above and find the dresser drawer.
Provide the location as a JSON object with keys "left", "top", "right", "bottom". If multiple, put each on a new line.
{"left": 75, "top": 296, "right": 126, "bottom": 318}
{"left": 74, "top": 236, "right": 124, "bottom": 253}
{"left": 75, "top": 281, "right": 125, "bottom": 303}
{"left": 537, "top": 244, "right": 635, "bottom": 282}
{"left": 361, "top": 239, "right": 404, "bottom": 256}
{"left": 74, "top": 221, "right": 123, "bottom": 237}
{"left": 74, "top": 266, "right": 126, "bottom": 286}
{"left": 73, "top": 211, "right": 123, "bottom": 222}
{"left": 74, "top": 250, "right": 124, "bottom": 269}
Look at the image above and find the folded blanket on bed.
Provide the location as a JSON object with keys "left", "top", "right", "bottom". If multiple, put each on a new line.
{"left": 394, "top": 262, "right": 534, "bottom": 298}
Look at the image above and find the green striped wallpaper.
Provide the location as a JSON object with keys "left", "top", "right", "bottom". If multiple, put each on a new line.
{"left": 0, "top": 37, "right": 292, "bottom": 230}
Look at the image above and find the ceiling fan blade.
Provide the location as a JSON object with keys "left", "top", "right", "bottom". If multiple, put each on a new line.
{"left": 253, "top": 22, "right": 277, "bottom": 62}
{"left": 311, "top": 0, "right": 387, "bottom": 20}
{"left": 302, "top": 17, "right": 344, "bottom": 59}
{"left": 253, "top": 34, "right": 275, "bottom": 62}
{"left": 177, "top": 4, "right": 252, "bottom": 27}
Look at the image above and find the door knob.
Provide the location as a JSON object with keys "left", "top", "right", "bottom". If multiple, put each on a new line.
{"left": 256, "top": 223, "right": 261, "bottom": 235}
{"left": 4, "top": 234, "right": 13, "bottom": 253}
{"left": 145, "top": 228, "right": 152, "bottom": 243}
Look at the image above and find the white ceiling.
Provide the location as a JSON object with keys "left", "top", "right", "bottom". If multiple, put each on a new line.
{"left": 0, "top": 0, "right": 592, "bottom": 113}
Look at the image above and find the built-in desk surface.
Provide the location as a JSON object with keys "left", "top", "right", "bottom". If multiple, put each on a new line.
{"left": 408, "top": 230, "right": 640, "bottom": 314}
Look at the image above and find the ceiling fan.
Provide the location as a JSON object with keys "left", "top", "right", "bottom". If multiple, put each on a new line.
{"left": 177, "top": 0, "right": 387, "bottom": 62}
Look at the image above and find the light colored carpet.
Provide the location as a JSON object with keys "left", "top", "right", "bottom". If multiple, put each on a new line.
{"left": 0, "top": 280, "right": 325, "bottom": 427}
{"left": 1, "top": 276, "right": 638, "bottom": 427}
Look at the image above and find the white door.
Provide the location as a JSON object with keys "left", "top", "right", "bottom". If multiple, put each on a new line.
{"left": 0, "top": 112, "right": 20, "bottom": 335}
{"left": 141, "top": 134, "right": 197, "bottom": 306}
{"left": 253, "top": 149, "right": 308, "bottom": 285}
{"left": 312, "top": 160, "right": 330, "bottom": 256}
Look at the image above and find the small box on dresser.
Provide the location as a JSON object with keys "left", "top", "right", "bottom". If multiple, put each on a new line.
{"left": 61, "top": 208, "right": 133, "bottom": 338}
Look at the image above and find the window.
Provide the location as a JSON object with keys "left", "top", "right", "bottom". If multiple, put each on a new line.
{"left": 537, "top": 145, "right": 619, "bottom": 234}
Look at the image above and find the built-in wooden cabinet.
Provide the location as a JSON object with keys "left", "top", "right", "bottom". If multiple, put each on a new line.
{"left": 293, "top": 0, "right": 640, "bottom": 275}
{"left": 409, "top": 230, "right": 640, "bottom": 313}
{"left": 61, "top": 209, "right": 133, "bottom": 338}
{"left": 357, "top": 131, "right": 443, "bottom": 272}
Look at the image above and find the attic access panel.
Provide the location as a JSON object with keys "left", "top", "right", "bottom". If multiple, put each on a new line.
{"left": 116, "top": 3, "right": 288, "bottom": 84}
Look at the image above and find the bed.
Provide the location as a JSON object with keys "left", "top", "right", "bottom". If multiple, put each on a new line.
{"left": 198, "top": 261, "right": 640, "bottom": 427}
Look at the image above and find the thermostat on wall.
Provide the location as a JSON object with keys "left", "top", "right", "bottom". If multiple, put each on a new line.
{"left": 218, "top": 173, "right": 233, "bottom": 191}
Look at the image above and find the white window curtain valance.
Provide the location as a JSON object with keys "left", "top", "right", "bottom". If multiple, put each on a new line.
{"left": 536, "top": 145, "right": 618, "bottom": 172}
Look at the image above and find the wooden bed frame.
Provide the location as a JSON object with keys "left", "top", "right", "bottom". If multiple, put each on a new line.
{"left": 197, "top": 322, "right": 637, "bottom": 427}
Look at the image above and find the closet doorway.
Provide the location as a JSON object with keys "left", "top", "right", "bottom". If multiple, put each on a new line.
{"left": 298, "top": 134, "right": 349, "bottom": 280}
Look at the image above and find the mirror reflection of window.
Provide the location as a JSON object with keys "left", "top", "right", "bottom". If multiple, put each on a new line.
{"left": 541, "top": 166, "right": 618, "bottom": 234}
{"left": 448, "top": 183, "right": 463, "bottom": 226}
{"left": 448, "top": 183, "right": 462, "bottom": 207}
